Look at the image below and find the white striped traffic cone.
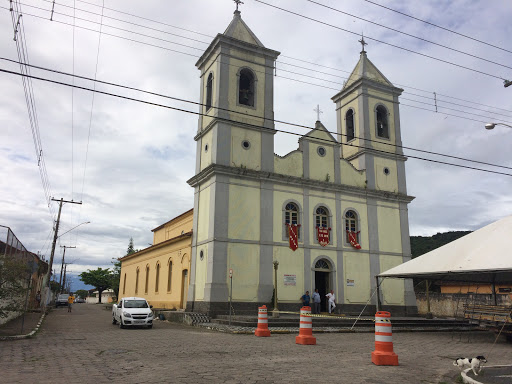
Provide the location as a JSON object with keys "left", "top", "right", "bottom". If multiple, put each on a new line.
{"left": 295, "top": 306, "right": 316, "bottom": 345}
{"left": 371, "top": 311, "right": 398, "bottom": 366}
{"left": 255, "top": 305, "right": 271, "bottom": 337}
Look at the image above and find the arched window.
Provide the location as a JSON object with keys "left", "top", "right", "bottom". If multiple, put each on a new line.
{"left": 145, "top": 265, "right": 150, "bottom": 294}
{"left": 315, "top": 206, "right": 329, "bottom": 228}
{"left": 346, "top": 109, "right": 355, "bottom": 141}
{"left": 167, "top": 261, "right": 173, "bottom": 292}
{"left": 155, "top": 263, "right": 160, "bottom": 293}
{"left": 205, "top": 73, "right": 213, "bottom": 111}
{"left": 123, "top": 273, "right": 126, "bottom": 295}
{"left": 238, "top": 68, "right": 255, "bottom": 106}
{"left": 314, "top": 259, "right": 330, "bottom": 270}
{"left": 376, "top": 105, "right": 389, "bottom": 138}
{"left": 135, "top": 268, "right": 139, "bottom": 294}
{"left": 284, "top": 202, "right": 300, "bottom": 238}
{"left": 345, "top": 210, "right": 359, "bottom": 243}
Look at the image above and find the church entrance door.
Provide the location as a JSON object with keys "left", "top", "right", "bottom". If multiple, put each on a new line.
{"left": 313, "top": 259, "right": 332, "bottom": 313}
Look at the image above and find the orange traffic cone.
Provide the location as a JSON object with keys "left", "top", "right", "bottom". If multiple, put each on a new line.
{"left": 295, "top": 306, "right": 316, "bottom": 345}
{"left": 371, "top": 311, "right": 398, "bottom": 366}
{"left": 255, "top": 305, "right": 271, "bottom": 337}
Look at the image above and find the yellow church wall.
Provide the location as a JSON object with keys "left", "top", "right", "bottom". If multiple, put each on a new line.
{"left": 227, "top": 243, "right": 259, "bottom": 301}
{"left": 151, "top": 211, "right": 193, "bottom": 244}
{"left": 379, "top": 256, "right": 405, "bottom": 305}
{"left": 273, "top": 190, "right": 304, "bottom": 243}
{"left": 374, "top": 157, "right": 399, "bottom": 192}
{"left": 340, "top": 200, "right": 369, "bottom": 251}
{"left": 309, "top": 195, "right": 337, "bottom": 247}
{"left": 273, "top": 246, "right": 304, "bottom": 302}
{"left": 344, "top": 252, "right": 371, "bottom": 303}
{"left": 377, "top": 204, "right": 402, "bottom": 254}
{"left": 340, "top": 160, "right": 366, "bottom": 188}
{"left": 194, "top": 244, "right": 208, "bottom": 301}
{"left": 200, "top": 128, "right": 213, "bottom": 172}
{"left": 230, "top": 126, "right": 261, "bottom": 170}
{"left": 308, "top": 143, "right": 335, "bottom": 183}
{"left": 196, "top": 186, "right": 210, "bottom": 243}
{"left": 274, "top": 151, "right": 303, "bottom": 178}
{"left": 367, "top": 89, "right": 394, "bottom": 102}
{"left": 228, "top": 184, "right": 260, "bottom": 241}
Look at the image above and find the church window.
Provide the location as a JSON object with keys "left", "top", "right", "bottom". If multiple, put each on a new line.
{"left": 238, "top": 68, "right": 255, "bottom": 106}
{"left": 315, "top": 259, "right": 330, "bottom": 270}
{"left": 315, "top": 206, "right": 329, "bottom": 228}
{"left": 346, "top": 109, "right": 355, "bottom": 141}
{"left": 123, "top": 273, "right": 126, "bottom": 295}
{"left": 284, "top": 202, "right": 300, "bottom": 239}
{"left": 384, "top": 167, "right": 390, "bottom": 175}
{"left": 345, "top": 210, "right": 359, "bottom": 243}
{"left": 155, "top": 263, "right": 160, "bottom": 293}
{"left": 242, "top": 140, "right": 251, "bottom": 149}
{"left": 167, "top": 261, "right": 173, "bottom": 292}
{"left": 200, "top": 250, "right": 204, "bottom": 260}
{"left": 317, "top": 146, "right": 326, "bottom": 157}
{"left": 206, "top": 73, "right": 213, "bottom": 111}
{"left": 204, "top": 144, "right": 208, "bottom": 152}
{"left": 145, "top": 265, "right": 150, "bottom": 294}
{"left": 135, "top": 268, "right": 140, "bottom": 294}
{"left": 376, "top": 105, "right": 389, "bottom": 139}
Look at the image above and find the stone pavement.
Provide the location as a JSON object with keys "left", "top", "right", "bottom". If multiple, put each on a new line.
{"left": 1, "top": 304, "right": 511, "bottom": 384}
{"left": 0, "top": 310, "right": 43, "bottom": 337}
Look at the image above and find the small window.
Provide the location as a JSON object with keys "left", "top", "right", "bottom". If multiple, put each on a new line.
{"left": 346, "top": 109, "right": 355, "bottom": 141}
{"left": 345, "top": 210, "right": 359, "bottom": 243}
{"left": 242, "top": 140, "right": 250, "bottom": 150}
{"left": 317, "top": 146, "right": 326, "bottom": 157}
{"left": 384, "top": 167, "right": 390, "bottom": 175}
{"left": 122, "top": 273, "right": 126, "bottom": 295}
{"left": 145, "top": 265, "right": 150, "bottom": 294}
{"left": 315, "top": 259, "right": 330, "bottom": 270}
{"left": 155, "top": 263, "right": 160, "bottom": 293}
{"left": 204, "top": 144, "right": 208, "bottom": 152}
{"left": 167, "top": 261, "right": 173, "bottom": 292}
{"left": 315, "top": 206, "right": 329, "bottom": 228}
{"left": 376, "top": 105, "right": 389, "bottom": 138}
{"left": 135, "top": 268, "right": 140, "bottom": 294}
{"left": 199, "top": 250, "right": 204, "bottom": 260}
{"left": 206, "top": 73, "right": 213, "bottom": 111}
{"left": 239, "top": 68, "right": 255, "bottom": 106}
{"left": 285, "top": 202, "right": 300, "bottom": 238}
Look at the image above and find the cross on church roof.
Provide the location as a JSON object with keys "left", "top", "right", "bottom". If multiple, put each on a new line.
{"left": 314, "top": 104, "right": 323, "bottom": 121}
{"left": 234, "top": 0, "right": 244, "bottom": 12}
{"left": 358, "top": 34, "right": 368, "bottom": 53}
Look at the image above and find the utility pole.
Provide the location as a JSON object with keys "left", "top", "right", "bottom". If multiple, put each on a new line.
{"left": 59, "top": 245, "right": 76, "bottom": 293}
{"left": 62, "top": 263, "right": 68, "bottom": 294}
{"left": 43, "top": 198, "right": 82, "bottom": 308}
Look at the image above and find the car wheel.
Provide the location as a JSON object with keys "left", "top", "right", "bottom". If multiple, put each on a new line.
{"left": 112, "top": 317, "right": 117, "bottom": 325}
{"left": 147, "top": 324, "right": 153, "bottom": 329}
{"left": 119, "top": 320, "right": 125, "bottom": 329}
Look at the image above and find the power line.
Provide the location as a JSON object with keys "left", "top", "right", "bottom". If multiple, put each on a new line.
{"left": 306, "top": 0, "right": 512, "bottom": 71}
{"left": 1, "top": 64, "right": 511, "bottom": 178}
{"left": 13, "top": 2, "right": 512, "bottom": 118}
{"left": 253, "top": 0, "right": 508, "bottom": 81}
{"left": 362, "top": 0, "right": 512, "bottom": 55}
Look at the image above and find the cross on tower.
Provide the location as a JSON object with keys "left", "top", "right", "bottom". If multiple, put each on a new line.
{"left": 358, "top": 34, "right": 368, "bottom": 53}
{"left": 234, "top": 0, "right": 244, "bottom": 12}
{"left": 314, "top": 104, "right": 323, "bottom": 121}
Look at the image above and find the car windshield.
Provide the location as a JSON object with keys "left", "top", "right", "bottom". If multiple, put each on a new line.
{"left": 58, "top": 295, "right": 69, "bottom": 299}
{"left": 124, "top": 300, "right": 148, "bottom": 308}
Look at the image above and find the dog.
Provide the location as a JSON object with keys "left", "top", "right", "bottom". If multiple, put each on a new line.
{"left": 453, "top": 356, "right": 487, "bottom": 375}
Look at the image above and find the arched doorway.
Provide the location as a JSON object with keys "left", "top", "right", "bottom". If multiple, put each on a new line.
{"left": 313, "top": 259, "right": 332, "bottom": 312}
{"left": 180, "top": 269, "right": 189, "bottom": 309}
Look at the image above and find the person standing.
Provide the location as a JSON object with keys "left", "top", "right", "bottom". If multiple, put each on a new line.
{"left": 35, "top": 290, "right": 41, "bottom": 308}
{"left": 326, "top": 289, "right": 336, "bottom": 314}
{"left": 300, "top": 290, "right": 310, "bottom": 308}
{"left": 67, "top": 293, "right": 75, "bottom": 313}
{"left": 312, "top": 288, "right": 321, "bottom": 314}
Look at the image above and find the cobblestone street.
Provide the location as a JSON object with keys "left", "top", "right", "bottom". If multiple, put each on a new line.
{"left": 1, "top": 304, "right": 511, "bottom": 384}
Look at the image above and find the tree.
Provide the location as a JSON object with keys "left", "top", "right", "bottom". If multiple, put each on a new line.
{"left": 111, "top": 258, "right": 121, "bottom": 301}
{"left": 79, "top": 268, "right": 112, "bottom": 304}
{"left": 0, "top": 255, "right": 30, "bottom": 318}
{"left": 75, "top": 289, "right": 89, "bottom": 299}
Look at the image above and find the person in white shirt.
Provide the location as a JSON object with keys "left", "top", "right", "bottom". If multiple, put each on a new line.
{"left": 326, "top": 290, "right": 336, "bottom": 314}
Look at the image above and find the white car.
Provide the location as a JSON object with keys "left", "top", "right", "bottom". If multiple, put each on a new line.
{"left": 112, "top": 297, "right": 154, "bottom": 329}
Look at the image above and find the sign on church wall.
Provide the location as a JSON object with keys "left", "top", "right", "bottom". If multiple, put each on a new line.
{"left": 283, "top": 274, "right": 296, "bottom": 286}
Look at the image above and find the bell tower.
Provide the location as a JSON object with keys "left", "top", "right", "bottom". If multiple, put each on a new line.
{"left": 187, "top": 7, "right": 280, "bottom": 314}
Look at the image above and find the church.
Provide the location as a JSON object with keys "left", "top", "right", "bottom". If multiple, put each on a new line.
{"left": 186, "top": 7, "right": 417, "bottom": 315}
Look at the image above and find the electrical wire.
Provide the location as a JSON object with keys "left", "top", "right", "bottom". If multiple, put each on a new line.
{"left": 1, "top": 65, "right": 512, "bottom": 178}
{"left": 362, "top": 0, "right": 512, "bottom": 55}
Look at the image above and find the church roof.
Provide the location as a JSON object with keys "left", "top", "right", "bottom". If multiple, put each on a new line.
{"left": 299, "top": 120, "right": 338, "bottom": 145}
{"left": 223, "top": 10, "right": 265, "bottom": 48}
{"left": 342, "top": 51, "right": 394, "bottom": 90}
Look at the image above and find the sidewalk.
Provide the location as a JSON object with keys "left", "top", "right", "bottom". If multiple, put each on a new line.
{"left": 0, "top": 310, "right": 44, "bottom": 337}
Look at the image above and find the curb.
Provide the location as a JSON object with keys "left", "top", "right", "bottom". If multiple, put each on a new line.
{"left": 0, "top": 312, "right": 46, "bottom": 341}
{"left": 461, "top": 365, "right": 512, "bottom": 384}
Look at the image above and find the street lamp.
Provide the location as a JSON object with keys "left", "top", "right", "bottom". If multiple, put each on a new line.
{"left": 485, "top": 123, "right": 512, "bottom": 130}
{"left": 58, "top": 221, "right": 91, "bottom": 238}
{"left": 272, "top": 260, "right": 279, "bottom": 318}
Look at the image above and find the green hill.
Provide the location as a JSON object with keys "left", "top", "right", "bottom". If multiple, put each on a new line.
{"left": 410, "top": 231, "right": 471, "bottom": 259}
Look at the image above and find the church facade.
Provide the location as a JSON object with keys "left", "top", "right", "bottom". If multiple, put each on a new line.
{"left": 186, "top": 10, "right": 417, "bottom": 315}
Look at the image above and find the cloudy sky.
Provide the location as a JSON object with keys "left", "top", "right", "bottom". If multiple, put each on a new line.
{"left": 1, "top": 0, "right": 511, "bottom": 290}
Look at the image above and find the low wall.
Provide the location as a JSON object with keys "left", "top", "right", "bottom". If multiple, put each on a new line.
{"left": 416, "top": 293, "right": 512, "bottom": 318}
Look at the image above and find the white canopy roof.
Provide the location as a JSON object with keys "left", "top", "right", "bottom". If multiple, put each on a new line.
{"left": 379, "top": 215, "right": 512, "bottom": 283}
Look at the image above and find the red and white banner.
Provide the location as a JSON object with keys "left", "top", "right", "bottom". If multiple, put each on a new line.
{"left": 287, "top": 224, "right": 301, "bottom": 251}
{"left": 316, "top": 226, "right": 331, "bottom": 247}
{"left": 347, "top": 230, "right": 361, "bottom": 249}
